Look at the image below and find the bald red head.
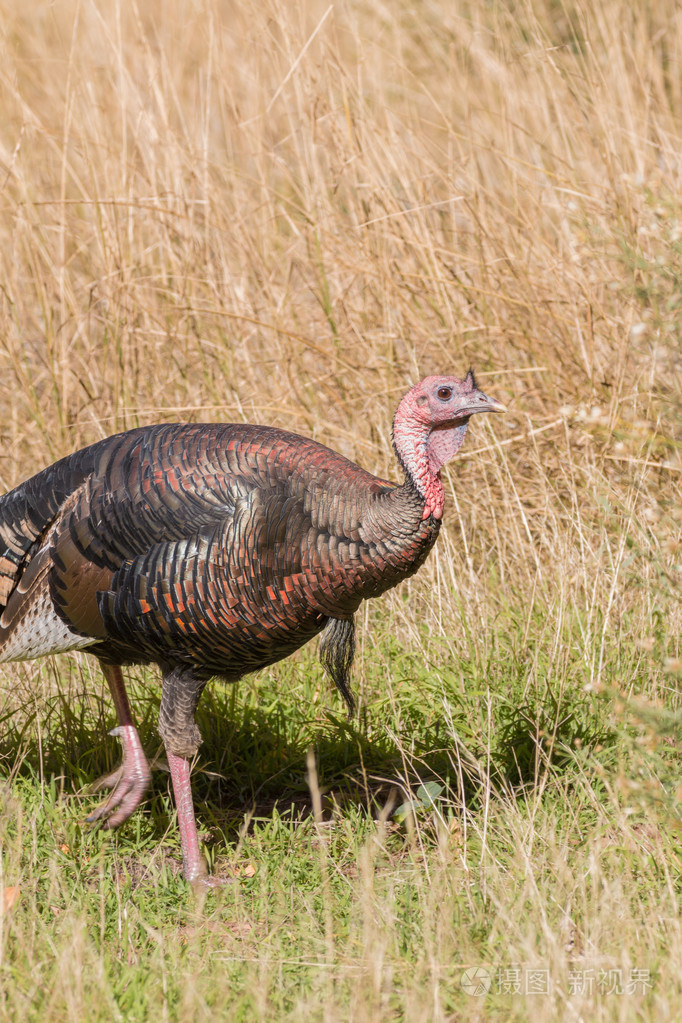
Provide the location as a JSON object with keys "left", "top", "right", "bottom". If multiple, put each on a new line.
{"left": 392, "top": 372, "right": 505, "bottom": 519}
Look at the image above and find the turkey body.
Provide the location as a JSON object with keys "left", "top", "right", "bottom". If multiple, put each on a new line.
{"left": 0, "top": 423, "right": 436, "bottom": 677}
{"left": 0, "top": 373, "right": 504, "bottom": 883}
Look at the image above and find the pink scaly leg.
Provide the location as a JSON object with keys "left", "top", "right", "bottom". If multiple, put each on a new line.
{"left": 166, "top": 750, "right": 218, "bottom": 884}
{"left": 87, "top": 662, "right": 151, "bottom": 828}
{"left": 159, "top": 668, "right": 224, "bottom": 886}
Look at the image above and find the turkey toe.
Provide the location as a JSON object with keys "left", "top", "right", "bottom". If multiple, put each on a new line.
{"left": 85, "top": 723, "right": 151, "bottom": 827}
{"left": 86, "top": 760, "right": 151, "bottom": 827}
{"left": 90, "top": 764, "right": 124, "bottom": 793}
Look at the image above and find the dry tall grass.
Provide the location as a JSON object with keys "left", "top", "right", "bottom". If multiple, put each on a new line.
{"left": 0, "top": 0, "right": 679, "bottom": 647}
{"left": 0, "top": 0, "right": 681, "bottom": 1019}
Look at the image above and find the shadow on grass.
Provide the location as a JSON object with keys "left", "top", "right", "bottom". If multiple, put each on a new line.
{"left": 493, "top": 697, "right": 616, "bottom": 790}
{"left": 0, "top": 678, "right": 450, "bottom": 844}
{"left": 0, "top": 669, "right": 617, "bottom": 854}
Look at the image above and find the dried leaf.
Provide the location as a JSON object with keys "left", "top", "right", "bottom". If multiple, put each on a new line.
{"left": 230, "top": 862, "right": 257, "bottom": 878}
{"left": 2, "top": 886, "right": 20, "bottom": 913}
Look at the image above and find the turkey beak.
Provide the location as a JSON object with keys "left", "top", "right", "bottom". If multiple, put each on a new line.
{"left": 465, "top": 389, "right": 507, "bottom": 416}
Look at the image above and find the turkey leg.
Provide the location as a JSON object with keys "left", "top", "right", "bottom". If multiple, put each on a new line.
{"left": 166, "top": 750, "right": 211, "bottom": 882}
{"left": 158, "top": 667, "right": 214, "bottom": 883}
{"left": 87, "top": 662, "right": 152, "bottom": 827}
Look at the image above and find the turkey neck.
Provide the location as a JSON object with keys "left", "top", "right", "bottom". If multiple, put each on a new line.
{"left": 298, "top": 473, "right": 440, "bottom": 622}
{"left": 328, "top": 408, "right": 470, "bottom": 601}
{"left": 390, "top": 401, "right": 469, "bottom": 522}
{"left": 314, "top": 421, "right": 451, "bottom": 608}
{"left": 357, "top": 476, "right": 441, "bottom": 590}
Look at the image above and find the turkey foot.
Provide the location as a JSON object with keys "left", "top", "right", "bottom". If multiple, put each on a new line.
{"left": 86, "top": 724, "right": 151, "bottom": 828}
{"left": 190, "top": 873, "right": 229, "bottom": 891}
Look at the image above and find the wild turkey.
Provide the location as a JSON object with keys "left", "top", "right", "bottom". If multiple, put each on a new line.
{"left": 0, "top": 372, "right": 504, "bottom": 884}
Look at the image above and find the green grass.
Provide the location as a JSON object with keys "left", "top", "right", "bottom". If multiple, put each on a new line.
{"left": 2, "top": 596, "right": 681, "bottom": 1022}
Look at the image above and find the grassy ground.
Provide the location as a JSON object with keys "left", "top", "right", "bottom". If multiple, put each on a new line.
{"left": 0, "top": 0, "right": 681, "bottom": 1019}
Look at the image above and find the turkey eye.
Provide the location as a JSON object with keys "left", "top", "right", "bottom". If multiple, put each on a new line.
{"left": 437, "top": 386, "right": 452, "bottom": 401}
